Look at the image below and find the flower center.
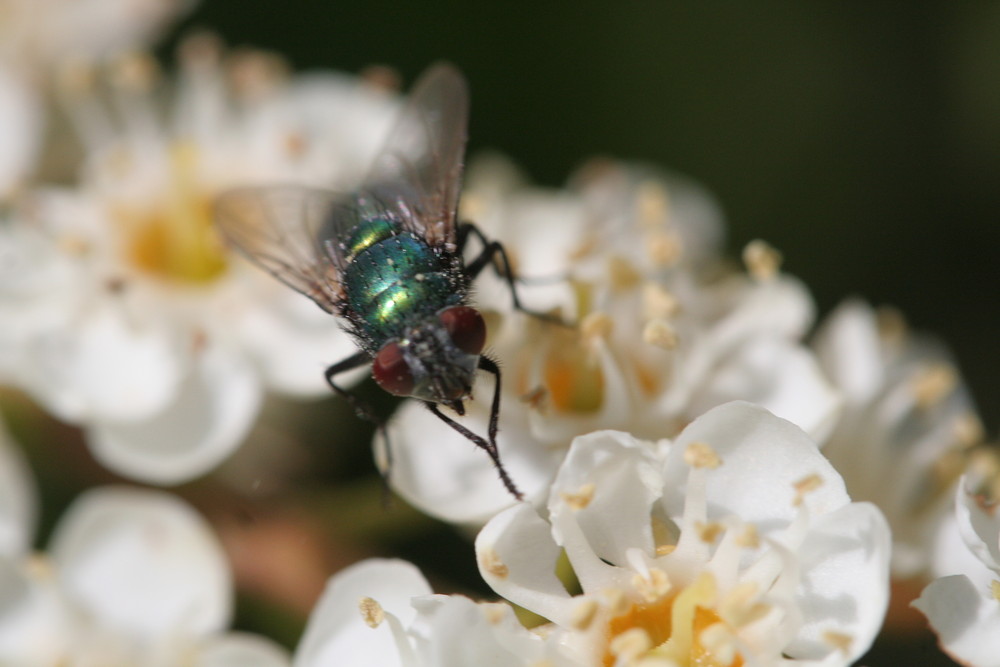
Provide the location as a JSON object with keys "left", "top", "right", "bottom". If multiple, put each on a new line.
{"left": 604, "top": 573, "right": 745, "bottom": 667}
{"left": 118, "top": 143, "right": 228, "bottom": 285}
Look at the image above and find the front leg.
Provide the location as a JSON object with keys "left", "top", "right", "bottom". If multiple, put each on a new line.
{"left": 457, "top": 222, "right": 568, "bottom": 326}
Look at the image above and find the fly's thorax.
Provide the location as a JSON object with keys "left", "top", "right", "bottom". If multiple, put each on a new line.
{"left": 372, "top": 306, "right": 487, "bottom": 403}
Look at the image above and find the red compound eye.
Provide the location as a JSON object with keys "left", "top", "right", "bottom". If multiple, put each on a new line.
{"left": 372, "top": 341, "right": 415, "bottom": 396}
{"left": 439, "top": 306, "right": 486, "bottom": 356}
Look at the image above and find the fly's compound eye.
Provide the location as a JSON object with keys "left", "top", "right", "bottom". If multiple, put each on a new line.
{"left": 372, "top": 341, "right": 415, "bottom": 396}
{"left": 439, "top": 306, "right": 486, "bottom": 356}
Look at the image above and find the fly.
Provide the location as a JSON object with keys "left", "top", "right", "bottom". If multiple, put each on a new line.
{"left": 214, "top": 64, "right": 554, "bottom": 499}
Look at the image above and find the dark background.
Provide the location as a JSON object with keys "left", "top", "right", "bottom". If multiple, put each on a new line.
{"left": 160, "top": 2, "right": 997, "bottom": 664}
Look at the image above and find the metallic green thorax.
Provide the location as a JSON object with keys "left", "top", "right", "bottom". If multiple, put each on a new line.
{"left": 342, "top": 217, "right": 462, "bottom": 343}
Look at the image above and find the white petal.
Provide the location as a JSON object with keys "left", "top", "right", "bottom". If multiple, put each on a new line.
{"left": 664, "top": 402, "right": 850, "bottom": 528}
{"left": 549, "top": 430, "right": 660, "bottom": 565}
{"left": 785, "top": 502, "right": 891, "bottom": 663}
{"left": 0, "top": 422, "right": 36, "bottom": 557}
{"left": 236, "top": 287, "right": 363, "bottom": 397}
{"left": 475, "top": 504, "right": 573, "bottom": 626}
{"left": 196, "top": 632, "right": 292, "bottom": 667}
{"left": 384, "top": 400, "right": 559, "bottom": 525}
{"left": 411, "top": 595, "right": 544, "bottom": 667}
{"left": 0, "top": 67, "right": 41, "bottom": 197}
{"left": 955, "top": 476, "right": 1000, "bottom": 572}
{"left": 686, "top": 338, "right": 841, "bottom": 443}
{"left": 0, "top": 556, "right": 79, "bottom": 664}
{"left": 22, "top": 303, "right": 182, "bottom": 424}
{"left": 913, "top": 575, "right": 1000, "bottom": 667}
{"left": 49, "top": 487, "right": 231, "bottom": 641}
{"left": 812, "top": 300, "right": 884, "bottom": 405}
{"left": 87, "top": 344, "right": 263, "bottom": 484}
{"left": 294, "top": 559, "right": 431, "bottom": 667}
{"left": 931, "top": 505, "right": 996, "bottom": 589}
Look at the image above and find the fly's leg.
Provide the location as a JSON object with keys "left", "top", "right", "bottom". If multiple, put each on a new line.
{"left": 426, "top": 356, "right": 522, "bottom": 501}
{"left": 324, "top": 352, "right": 394, "bottom": 482}
{"left": 457, "top": 222, "right": 568, "bottom": 326}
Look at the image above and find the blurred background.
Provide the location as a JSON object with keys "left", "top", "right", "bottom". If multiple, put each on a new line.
{"left": 14, "top": 2, "right": 1000, "bottom": 664}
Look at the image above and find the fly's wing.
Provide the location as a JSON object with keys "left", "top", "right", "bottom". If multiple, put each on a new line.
{"left": 214, "top": 185, "right": 356, "bottom": 314}
{"left": 362, "top": 63, "right": 469, "bottom": 248}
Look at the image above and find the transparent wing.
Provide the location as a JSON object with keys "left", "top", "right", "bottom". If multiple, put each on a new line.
{"left": 362, "top": 62, "right": 469, "bottom": 247}
{"left": 214, "top": 185, "right": 355, "bottom": 314}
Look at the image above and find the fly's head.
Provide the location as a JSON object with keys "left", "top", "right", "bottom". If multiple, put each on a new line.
{"left": 371, "top": 306, "right": 486, "bottom": 409}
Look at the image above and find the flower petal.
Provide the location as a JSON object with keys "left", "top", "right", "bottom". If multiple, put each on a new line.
{"left": 87, "top": 344, "right": 262, "bottom": 484}
{"left": 549, "top": 430, "right": 661, "bottom": 566}
{"left": 0, "top": 555, "right": 79, "bottom": 664}
{"left": 49, "top": 487, "right": 231, "bottom": 642}
{"left": 384, "top": 400, "right": 559, "bottom": 525}
{"left": 913, "top": 574, "right": 1000, "bottom": 667}
{"left": 0, "top": 67, "right": 40, "bottom": 197}
{"left": 785, "top": 502, "right": 891, "bottom": 663}
{"left": 664, "top": 402, "right": 850, "bottom": 527}
{"left": 955, "top": 476, "right": 1000, "bottom": 573}
{"left": 475, "top": 503, "right": 573, "bottom": 626}
{"left": 235, "top": 286, "right": 363, "bottom": 397}
{"left": 197, "top": 632, "right": 292, "bottom": 667}
{"left": 0, "top": 422, "right": 35, "bottom": 557}
{"left": 22, "top": 303, "right": 182, "bottom": 424}
{"left": 294, "top": 559, "right": 431, "bottom": 667}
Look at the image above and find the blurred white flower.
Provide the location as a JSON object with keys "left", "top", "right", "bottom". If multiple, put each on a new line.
{"left": 0, "top": 485, "right": 290, "bottom": 665}
{"left": 0, "top": 0, "right": 188, "bottom": 75}
{"left": 813, "top": 299, "right": 982, "bottom": 577}
{"left": 385, "top": 158, "right": 839, "bottom": 524}
{"left": 476, "top": 402, "right": 890, "bottom": 666}
{"left": 3, "top": 37, "right": 399, "bottom": 483}
{"left": 914, "top": 460, "right": 1000, "bottom": 667}
{"left": 0, "top": 65, "right": 42, "bottom": 198}
{"left": 0, "top": 416, "right": 36, "bottom": 558}
{"left": 293, "top": 558, "right": 569, "bottom": 667}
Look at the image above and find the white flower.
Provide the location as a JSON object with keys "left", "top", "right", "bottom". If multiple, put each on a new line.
{"left": 293, "top": 558, "right": 568, "bottom": 667}
{"left": 475, "top": 402, "right": 891, "bottom": 666}
{"left": 3, "top": 38, "right": 398, "bottom": 483}
{"left": 914, "top": 463, "right": 1000, "bottom": 667}
{"left": 0, "top": 0, "right": 188, "bottom": 75}
{"left": 385, "top": 158, "right": 839, "bottom": 524}
{"left": 0, "top": 416, "right": 36, "bottom": 558}
{"left": 0, "top": 485, "right": 290, "bottom": 666}
{"left": 813, "top": 298, "right": 982, "bottom": 577}
{"left": 0, "top": 65, "right": 42, "bottom": 199}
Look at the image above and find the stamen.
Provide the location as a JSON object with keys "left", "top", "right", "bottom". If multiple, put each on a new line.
{"left": 684, "top": 442, "right": 722, "bottom": 469}
{"left": 358, "top": 596, "right": 384, "bottom": 628}
{"left": 581, "top": 312, "right": 614, "bottom": 343}
{"left": 695, "top": 521, "right": 724, "bottom": 544}
{"left": 643, "top": 320, "right": 678, "bottom": 350}
{"left": 642, "top": 283, "right": 679, "bottom": 320}
{"left": 609, "top": 627, "right": 653, "bottom": 661}
{"left": 699, "top": 623, "right": 737, "bottom": 665}
{"left": 632, "top": 568, "right": 672, "bottom": 603}
{"left": 822, "top": 630, "right": 854, "bottom": 655}
{"left": 992, "top": 580, "right": 1000, "bottom": 602}
{"left": 608, "top": 255, "right": 642, "bottom": 290}
{"left": 735, "top": 525, "right": 759, "bottom": 549}
{"left": 479, "top": 547, "right": 509, "bottom": 579}
{"left": 571, "top": 598, "right": 600, "bottom": 630}
{"left": 792, "top": 473, "right": 824, "bottom": 507}
{"left": 742, "top": 240, "right": 782, "bottom": 281}
{"left": 910, "top": 363, "right": 957, "bottom": 411}
{"left": 647, "top": 230, "right": 682, "bottom": 267}
{"left": 560, "top": 482, "right": 596, "bottom": 510}
{"left": 636, "top": 180, "right": 671, "bottom": 230}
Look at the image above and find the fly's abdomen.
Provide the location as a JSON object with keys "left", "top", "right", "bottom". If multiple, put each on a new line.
{"left": 344, "top": 229, "right": 456, "bottom": 339}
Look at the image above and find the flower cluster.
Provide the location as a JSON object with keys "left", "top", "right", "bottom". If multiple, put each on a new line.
{"left": 0, "top": 3, "right": 994, "bottom": 666}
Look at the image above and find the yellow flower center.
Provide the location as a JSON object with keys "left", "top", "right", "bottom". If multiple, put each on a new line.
{"left": 118, "top": 142, "right": 228, "bottom": 284}
{"left": 604, "top": 573, "right": 744, "bottom": 667}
